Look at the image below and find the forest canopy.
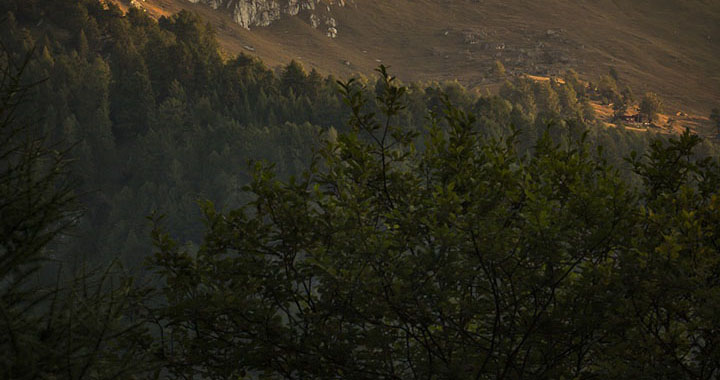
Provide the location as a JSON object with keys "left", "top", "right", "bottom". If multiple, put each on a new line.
{"left": 147, "top": 68, "right": 720, "bottom": 379}
{"left": 1, "top": 0, "right": 720, "bottom": 378}
{"left": 5, "top": 0, "right": 711, "bottom": 267}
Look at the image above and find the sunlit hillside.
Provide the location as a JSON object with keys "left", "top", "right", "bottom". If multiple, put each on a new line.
{"left": 117, "top": 0, "right": 720, "bottom": 123}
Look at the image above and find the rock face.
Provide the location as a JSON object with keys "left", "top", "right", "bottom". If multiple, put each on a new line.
{"left": 185, "top": 0, "right": 346, "bottom": 37}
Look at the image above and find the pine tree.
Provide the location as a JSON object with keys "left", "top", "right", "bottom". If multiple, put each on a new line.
{"left": 0, "top": 42, "right": 155, "bottom": 380}
{"left": 281, "top": 59, "right": 308, "bottom": 97}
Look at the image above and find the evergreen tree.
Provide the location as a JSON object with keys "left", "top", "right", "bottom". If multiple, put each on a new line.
{"left": 598, "top": 74, "right": 619, "bottom": 104}
{"left": 565, "top": 68, "right": 587, "bottom": 99}
{"left": 150, "top": 66, "right": 720, "bottom": 379}
{"left": 0, "top": 43, "right": 155, "bottom": 380}
{"left": 639, "top": 91, "right": 663, "bottom": 122}
{"left": 281, "top": 59, "right": 309, "bottom": 97}
{"left": 711, "top": 107, "right": 720, "bottom": 135}
{"left": 534, "top": 80, "right": 561, "bottom": 116}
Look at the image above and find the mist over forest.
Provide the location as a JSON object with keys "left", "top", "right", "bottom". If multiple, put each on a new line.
{"left": 2, "top": 0, "right": 720, "bottom": 378}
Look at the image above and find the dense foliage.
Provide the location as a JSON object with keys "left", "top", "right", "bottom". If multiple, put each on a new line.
{"left": 0, "top": 47, "right": 155, "bottom": 379}
{"left": 1, "top": 0, "right": 696, "bottom": 268}
{"left": 2, "top": 1, "right": 720, "bottom": 378}
{"left": 1, "top": 0, "right": 345, "bottom": 266}
{"left": 149, "top": 68, "right": 720, "bottom": 379}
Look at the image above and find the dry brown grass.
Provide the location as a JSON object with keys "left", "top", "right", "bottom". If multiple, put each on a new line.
{"left": 111, "top": 0, "right": 720, "bottom": 136}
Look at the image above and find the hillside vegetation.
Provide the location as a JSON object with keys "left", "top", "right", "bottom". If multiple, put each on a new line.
{"left": 2, "top": 0, "right": 720, "bottom": 378}
{"left": 117, "top": 0, "right": 720, "bottom": 121}
{"left": 9, "top": 0, "right": 715, "bottom": 266}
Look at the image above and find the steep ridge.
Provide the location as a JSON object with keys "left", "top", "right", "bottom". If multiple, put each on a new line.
{"left": 115, "top": 0, "right": 719, "bottom": 124}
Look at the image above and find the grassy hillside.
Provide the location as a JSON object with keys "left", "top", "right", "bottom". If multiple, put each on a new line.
{"left": 117, "top": 0, "right": 719, "bottom": 128}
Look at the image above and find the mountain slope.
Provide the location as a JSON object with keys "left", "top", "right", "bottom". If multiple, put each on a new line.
{"left": 119, "top": 0, "right": 719, "bottom": 120}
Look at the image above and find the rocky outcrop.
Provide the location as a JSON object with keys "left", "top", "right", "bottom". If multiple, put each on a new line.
{"left": 185, "top": 0, "right": 347, "bottom": 37}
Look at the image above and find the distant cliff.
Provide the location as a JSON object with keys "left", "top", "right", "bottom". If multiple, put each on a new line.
{"left": 185, "top": 0, "right": 346, "bottom": 36}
